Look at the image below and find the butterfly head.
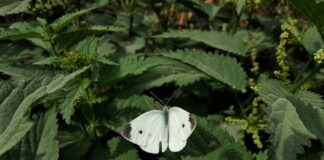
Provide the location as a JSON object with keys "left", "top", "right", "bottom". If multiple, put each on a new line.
{"left": 162, "top": 106, "right": 169, "bottom": 112}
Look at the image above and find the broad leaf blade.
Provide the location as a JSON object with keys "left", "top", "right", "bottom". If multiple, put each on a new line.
{"left": 0, "top": 29, "right": 43, "bottom": 40}
{"left": 54, "top": 26, "right": 113, "bottom": 49}
{"left": 0, "top": 0, "right": 31, "bottom": 16}
{"left": 59, "top": 131, "right": 92, "bottom": 160}
{"left": 288, "top": 97, "right": 324, "bottom": 145}
{"left": 2, "top": 107, "right": 60, "bottom": 160}
{"left": 156, "top": 30, "right": 248, "bottom": 56}
{"left": 259, "top": 78, "right": 291, "bottom": 104}
{"left": 0, "top": 63, "right": 57, "bottom": 78}
{"left": 117, "top": 62, "right": 206, "bottom": 96}
{"left": 59, "top": 78, "right": 90, "bottom": 124}
{"left": 99, "top": 55, "right": 174, "bottom": 84}
{"left": 161, "top": 50, "right": 247, "bottom": 91}
{"left": 50, "top": 8, "right": 95, "bottom": 33}
{"left": 269, "top": 98, "right": 316, "bottom": 160}
{"left": 0, "top": 68, "right": 87, "bottom": 155}
{"left": 295, "top": 90, "right": 324, "bottom": 109}
{"left": 107, "top": 137, "right": 139, "bottom": 160}
{"left": 35, "top": 107, "right": 59, "bottom": 160}
{"left": 75, "top": 37, "right": 117, "bottom": 65}
{"left": 302, "top": 26, "right": 324, "bottom": 54}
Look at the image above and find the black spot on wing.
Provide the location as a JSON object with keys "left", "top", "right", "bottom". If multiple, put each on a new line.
{"left": 122, "top": 124, "right": 132, "bottom": 139}
{"left": 189, "top": 114, "right": 196, "bottom": 130}
{"left": 139, "top": 130, "right": 143, "bottom": 134}
{"left": 182, "top": 124, "right": 185, "bottom": 128}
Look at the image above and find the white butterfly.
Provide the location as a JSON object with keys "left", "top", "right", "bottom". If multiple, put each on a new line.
{"left": 121, "top": 106, "right": 196, "bottom": 154}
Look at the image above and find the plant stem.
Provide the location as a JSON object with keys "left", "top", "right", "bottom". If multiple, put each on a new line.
{"left": 242, "top": 94, "right": 255, "bottom": 111}
{"left": 49, "top": 37, "right": 58, "bottom": 55}
{"left": 233, "top": 91, "right": 248, "bottom": 119}
{"left": 290, "top": 64, "right": 321, "bottom": 92}
{"left": 232, "top": 11, "right": 242, "bottom": 34}
{"left": 252, "top": 112, "right": 265, "bottom": 125}
{"left": 293, "top": 57, "right": 312, "bottom": 84}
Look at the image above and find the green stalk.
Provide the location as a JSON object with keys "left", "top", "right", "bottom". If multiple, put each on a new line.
{"left": 251, "top": 112, "right": 265, "bottom": 125}
{"left": 232, "top": 11, "right": 242, "bottom": 34}
{"left": 290, "top": 64, "right": 321, "bottom": 92}
{"left": 232, "top": 91, "right": 248, "bottom": 119}
{"left": 293, "top": 57, "right": 312, "bottom": 84}
{"left": 49, "top": 37, "right": 58, "bottom": 56}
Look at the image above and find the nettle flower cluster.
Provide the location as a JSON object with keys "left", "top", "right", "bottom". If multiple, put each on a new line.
{"left": 314, "top": 49, "right": 324, "bottom": 64}
{"left": 274, "top": 18, "right": 300, "bottom": 84}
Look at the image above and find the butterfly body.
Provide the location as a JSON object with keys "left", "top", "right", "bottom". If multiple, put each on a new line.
{"left": 121, "top": 107, "right": 196, "bottom": 154}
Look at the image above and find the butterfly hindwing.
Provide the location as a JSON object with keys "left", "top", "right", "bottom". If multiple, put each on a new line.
{"left": 168, "top": 107, "right": 196, "bottom": 152}
{"left": 121, "top": 110, "right": 168, "bottom": 154}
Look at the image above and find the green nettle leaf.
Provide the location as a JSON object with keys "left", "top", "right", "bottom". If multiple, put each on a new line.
{"left": 0, "top": 28, "right": 43, "bottom": 40}
{"left": 107, "top": 137, "right": 139, "bottom": 160}
{"left": 33, "top": 57, "right": 63, "bottom": 65}
{"left": 302, "top": 26, "right": 324, "bottom": 54}
{"left": 161, "top": 50, "right": 247, "bottom": 91}
{"left": 34, "top": 108, "right": 59, "bottom": 160}
{"left": 0, "top": 22, "right": 50, "bottom": 51}
{"left": 191, "top": 0, "right": 221, "bottom": 21}
{"left": 124, "top": 37, "right": 146, "bottom": 54}
{"left": 116, "top": 62, "right": 207, "bottom": 96}
{"left": 58, "top": 78, "right": 91, "bottom": 124}
{"left": 59, "top": 131, "right": 92, "bottom": 160}
{"left": 235, "top": 30, "right": 273, "bottom": 51}
{"left": 268, "top": 98, "right": 316, "bottom": 160}
{"left": 50, "top": 8, "right": 96, "bottom": 33}
{"left": 259, "top": 78, "right": 324, "bottom": 108}
{"left": 287, "top": 97, "right": 324, "bottom": 145}
{"left": 289, "top": 0, "right": 324, "bottom": 31}
{"left": 114, "top": 150, "right": 139, "bottom": 160}
{"left": 182, "top": 144, "right": 251, "bottom": 160}
{"left": 178, "top": 116, "right": 252, "bottom": 160}
{"left": 0, "top": 43, "right": 36, "bottom": 62}
{"left": 0, "top": 63, "right": 58, "bottom": 78}
{"left": 0, "top": 0, "right": 31, "bottom": 16}
{"left": 259, "top": 78, "right": 290, "bottom": 104}
{"left": 99, "top": 55, "right": 174, "bottom": 84}
{"left": 54, "top": 26, "right": 116, "bottom": 49}
{"left": 253, "top": 151, "right": 269, "bottom": 160}
{"left": 295, "top": 90, "right": 324, "bottom": 109}
{"left": 0, "top": 107, "right": 59, "bottom": 160}
{"left": 0, "top": 67, "right": 88, "bottom": 155}
{"left": 236, "top": 0, "right": 246, "bottom": 14}
{"left": 155, "top": 30, "right": 248, "bottom": 56}
{"left": 75, "top": 37, "right": 117, "bottom": 65}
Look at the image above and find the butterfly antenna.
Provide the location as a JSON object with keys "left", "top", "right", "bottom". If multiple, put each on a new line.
{"left": 165, "top": 88, "right": 181, "bottom": 106}
{"left": 150, "top": 92, "right": 166, "bottom": 106}
{"left": 143, "top": 95, "right": 157, "bottom": 109}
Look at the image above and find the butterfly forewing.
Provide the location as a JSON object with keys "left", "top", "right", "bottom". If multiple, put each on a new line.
{"left": 168, "top": 107, "right": 196, "bottom": 152}
{"left": 121, "top": 110, "right": 168, "bottom": 154}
